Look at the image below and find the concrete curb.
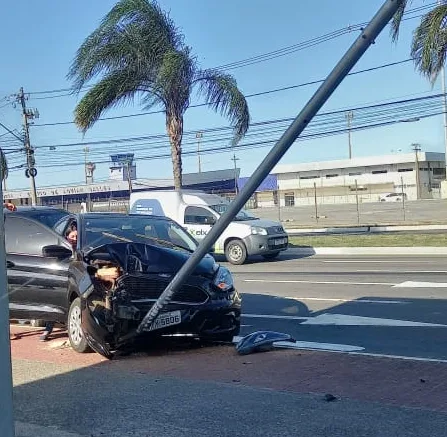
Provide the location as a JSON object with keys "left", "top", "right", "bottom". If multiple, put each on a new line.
{"left": 15, "top": 422, "right": 86, "bottom": 437}
{"left": 288, "top": 247, "right": 447, "bottom": 255}
{"left": 286, "top": 224, "right": 447, "bottom": 235}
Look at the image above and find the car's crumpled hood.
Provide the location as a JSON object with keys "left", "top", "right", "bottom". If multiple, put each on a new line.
{"left": 85, "top": 242, "right": 217, "bottom": 277}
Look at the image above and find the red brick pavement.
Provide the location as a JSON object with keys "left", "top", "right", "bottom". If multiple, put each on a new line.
{"left": 10, "top": 325, "right": 447, "bottom": 413}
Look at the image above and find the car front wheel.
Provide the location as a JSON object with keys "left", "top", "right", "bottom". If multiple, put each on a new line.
{"left": 67, "top": 297, "right": 91, "bottom": 354}
{"left": 225, "top": 240, "right": 247, "bottom": 265}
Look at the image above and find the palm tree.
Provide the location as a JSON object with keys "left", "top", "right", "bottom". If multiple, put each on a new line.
{"left": 391, "top": 1, "right": 447, "bottom": 83}
{"left": 68, "top": 0, "right": 250, "bottom": 189}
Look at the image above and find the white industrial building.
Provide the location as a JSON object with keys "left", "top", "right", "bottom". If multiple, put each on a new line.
{"left": 273, "top": 152, "right": 446, "bottom": 206}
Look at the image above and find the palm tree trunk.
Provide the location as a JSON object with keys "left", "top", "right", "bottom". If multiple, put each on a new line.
{"left": 166, "top": 112, "right": 183, "bottom": 190}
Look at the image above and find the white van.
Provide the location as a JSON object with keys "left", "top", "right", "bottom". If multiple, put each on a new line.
{"left": 129, "top": 190, "right": 288, "bottom": 265}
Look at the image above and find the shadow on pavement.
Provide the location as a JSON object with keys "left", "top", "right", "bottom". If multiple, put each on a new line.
{"left": 213, "top": 248, "right": 316, "bottom": 265}
{"left": 241, "top": 293, "right": 311, "bottom": 317}
{"left": 12, "top": 335, "right": 447, "bottom": 437}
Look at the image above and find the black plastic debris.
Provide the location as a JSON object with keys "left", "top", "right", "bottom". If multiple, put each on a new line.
{"left": 235, "top": 331, "right": 296, "bottom": 355}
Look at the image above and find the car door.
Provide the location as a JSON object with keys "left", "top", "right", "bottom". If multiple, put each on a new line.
{"left": 6, "top": 215, "right": 72, "bottom": 323}
{"left": 183, "top": 206, "right": 217, "bottom": 242}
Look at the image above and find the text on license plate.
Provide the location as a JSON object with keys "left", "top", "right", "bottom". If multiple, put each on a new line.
{"left": 274, "top": 238, "right": 287, "bottom": 246}
{"left": 148, "top": 310, "right": 181, "bottom": 331}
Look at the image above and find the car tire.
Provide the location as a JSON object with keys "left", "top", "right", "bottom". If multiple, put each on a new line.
{"left": 30, "top": 319, "right": 46, "bottom": 327}
{"left": 225, "top": 239, "right": 247, "bottom": 265}
{"left": 262, "top": 251, "right": 280, "bottom": 261}
{"left": 67, "top": 297, "right": 91, "bottom": 354}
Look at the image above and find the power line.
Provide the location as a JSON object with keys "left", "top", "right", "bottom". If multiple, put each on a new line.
{"left": 0, "top": 122, "right": 23, "bottom": 142}
{"left": 26, "top": 2, "right": 434, "bottom": 98}
{"left": 25, "top": 93, "right": 446, "bottom": 170}
{"left": 31, "top": 58, "right": 414, "bottom": 127}
{"left": 34, "top": 91, "right": 442, "bottom": 151}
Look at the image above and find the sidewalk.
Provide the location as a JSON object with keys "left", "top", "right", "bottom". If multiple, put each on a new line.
{"left": 10, "top": 325, "right": 447, "bottom": 436}
{"left": 16, "top": 422, "right": 86, "bottom": 437}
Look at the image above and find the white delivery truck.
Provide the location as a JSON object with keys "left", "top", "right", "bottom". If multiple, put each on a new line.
{"left": 129, "top": 190, "right": 288, "bottom": 265}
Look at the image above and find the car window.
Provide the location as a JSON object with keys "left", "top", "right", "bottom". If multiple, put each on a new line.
{"left": 16, "top": 209, "right": 70, "bottom": 229}
{"left": 5, "top": 216, "right": 62, "bottom": 256}
{"left": 184, "top": 206, "right": 216, "bottom": 225}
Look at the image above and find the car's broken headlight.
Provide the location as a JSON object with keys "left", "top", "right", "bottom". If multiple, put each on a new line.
{"left": 213, "top": 267, "right": 234, "bottom": 292}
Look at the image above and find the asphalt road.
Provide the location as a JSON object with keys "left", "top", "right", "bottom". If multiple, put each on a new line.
{"left": 225, "top": 252, "right": 447, "bottom": 361}
{"left": 248, "top": 199, "right": 447, "bottom": 226}
{"left": 11, "top": 252, "right": 447, "bottom": 436}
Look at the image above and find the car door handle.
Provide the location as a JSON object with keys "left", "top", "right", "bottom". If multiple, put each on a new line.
{"left": 6, "top": 261, "right": 14, "bottom": 268}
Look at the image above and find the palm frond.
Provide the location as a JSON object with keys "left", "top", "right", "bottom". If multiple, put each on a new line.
{"left": 155, "top": 48, "right": 195, "bottom": 113}
{"left": 391, "top": 0, "right": 412, "bottom": 42}
{"left": 411, "top": 4, "right": 447, "bottom": 82}
{"left": 67, "top": 0, "right": 181, "bottom": 92}
{"left": 194, "top": 69, "right": 250, "bottom": 145}
{"left": 74, "top": 69, "right": 146, "bottom": 132}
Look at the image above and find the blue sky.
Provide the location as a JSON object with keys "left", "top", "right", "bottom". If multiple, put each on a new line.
{"left": 0, "top": 0, "right": 442, "bottom": 190}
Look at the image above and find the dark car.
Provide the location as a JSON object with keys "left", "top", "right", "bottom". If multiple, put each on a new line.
{"left": 6, "top": 208, "right": 241, "bottom": 358}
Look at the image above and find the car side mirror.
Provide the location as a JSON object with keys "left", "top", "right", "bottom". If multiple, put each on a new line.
{"left": 204, "top": 216, "right": 216, "bottom": 225}
{"left": 42, "top": 245, "right": 72, "bottom": 259}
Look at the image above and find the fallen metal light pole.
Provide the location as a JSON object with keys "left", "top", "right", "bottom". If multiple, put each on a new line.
{"left": 0, "top": 155, "right": 15, "bottom": 436}
{"left": 137, "top": 0, "right": 404, "bottom": 333}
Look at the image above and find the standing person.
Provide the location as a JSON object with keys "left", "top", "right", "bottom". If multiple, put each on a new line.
{"left": 39, "top": 322, "right": 54, "bottom": 342}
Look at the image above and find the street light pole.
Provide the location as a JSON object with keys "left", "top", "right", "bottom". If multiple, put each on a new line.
{"left": 412, "top": 143, "right": 421, "bottom": 200}
{"left": 231, "top": 153, "right": 239, "bottom": 195}
{"left": 134, "top": 0, "right": 405, "bottom": 335}
{"left": 345, "top": 110, "right": 354, "bottom": 159}
{"left": 83, "top": 147, "right": 89, "bottom": 184}
{"left": 196, "top": 132, "right": 203, "bottom": 173}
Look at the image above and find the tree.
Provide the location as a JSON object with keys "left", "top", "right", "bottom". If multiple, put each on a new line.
{"left": 68, "top": 0, "right": 250, "bottom": 189}
{"left": 392, "top": 1, "right": 447, "bottom": 83}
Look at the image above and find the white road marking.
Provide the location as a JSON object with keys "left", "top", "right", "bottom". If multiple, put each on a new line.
{"left": 283, "top": 296, "right": 405, "bottom": 304}
{"left": 356, "top": 269, "right": 447, "bottom": 273}
{"left": 244, "top": 279, "right": 397, "bottom": 286}
{"left": 393, "top": 281, "right": 447, "bottom": 288}
{"left": 346, "top": 351, "right": 447, "bottom": 363}
{"left": 301, "top": 313, "right": 447, "bottom": 327}
{"left": 323, "top": 260, "right": 433, "bottom": 264}
{"left": 243, "top": 314, "right": 309, "bottom": 321}
{"left": 232, "top": 336, "right": 364, "bottom": 352}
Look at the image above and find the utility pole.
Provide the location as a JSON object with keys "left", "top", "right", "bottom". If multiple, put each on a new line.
{"left": 126, "top": 160, "right": 133, "bottom": 195}
{"left": 17, "top": 88, "right": 38, "bottom": 206}
{"left": 345, "top": 111, "right": 354, "bottom": 159}
{"left": 196, "top": 132, "right": 203, "bottom": 173}
{"left": 412, "top": 143, "right": 421, "bottom": 200}
{"left": 231, "top": 153, "right": 239, "bottom": 195}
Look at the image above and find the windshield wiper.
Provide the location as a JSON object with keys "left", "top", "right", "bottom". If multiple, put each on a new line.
{"left": 135, "top": 234, "right": 194, "bottom": 252}
{"left": 101, "top": 232, "right": 132, "bottom": 242}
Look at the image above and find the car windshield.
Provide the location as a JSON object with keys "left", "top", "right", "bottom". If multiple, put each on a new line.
{"left": 210, "top": 204, "right": 257, "bottom": 221}
{"left": 83, "top": 215, "right": 198, "bottom": 252}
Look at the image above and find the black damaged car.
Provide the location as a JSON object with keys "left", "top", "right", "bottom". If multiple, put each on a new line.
{"left": 6, "top": 209, "right": 241, "bottom": 358}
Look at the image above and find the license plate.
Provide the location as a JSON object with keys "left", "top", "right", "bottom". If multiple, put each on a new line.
{"left": 274, "top": 238, "right": 287, "bottom": 246}
{"left": 147, "top": 310, "right": 182, "bottom": 331}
